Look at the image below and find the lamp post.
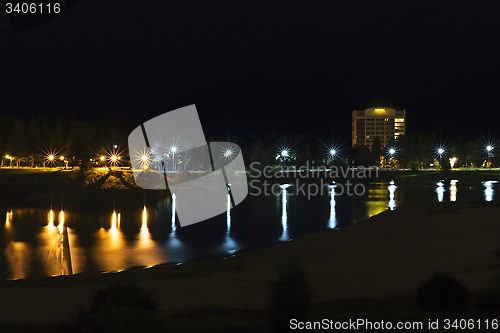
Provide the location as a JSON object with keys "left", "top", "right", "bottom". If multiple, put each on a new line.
{"left": 486, "top": 145, "right": 494, "bottom": 168}
{"left": 436, "top": 147, "right": 446, "bottom": 169}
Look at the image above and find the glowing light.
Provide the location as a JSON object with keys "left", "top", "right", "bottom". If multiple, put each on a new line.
{"left": 388, "top": 182, "right": 397, "bottom": 211}
{"left": 141, "top": 155, "right": 148, "bottom": 161}
{"left": 330, "top": 149, "right": 336, "bottom": 156}
{"left": 111, "top": 155, "right": 117, "bottom": 162}
{"left": 171, "top": 193, "right": 176, "bottom": 233}
{"left": 436, "top": 181, "right": 445, "bottom": 202}
{"left": 450, "top": 180, "right": 458, "bottom": 202}
{"left": 170, "top": 146, "right": 177, "bottom": 153}
{"left": 226, "top": 193, "right": 231, "bottom": 232}
{"left": 5, "top": 155, "right": 11, "bottom": 159}
{"left": 48, "top": 155, "right": 54, "bottom": 161}
{"left": 329, "top": 186, "right": 337, "bottom": 229}
{"left": 60, "top": 156, "right": 64, "bottom": 160}
{"left": 435, "top": 146, "right": 447, "bottom": 159}
{"left": 58, "top": 211, "right": 65, "bottom": 234}
{"left": 5, "top": 211, "right": 13, "bottom": 228}
{"left": 139, "top": 206, "right": 151, "bottom": 248}
{"left": 100, "top": 155, "right": 105, "bottom": 161}
{"left": 483, "top": 181, "right": 497, "bottom": 202}
{"left": 449, "top": 157, "right": 457, "bottom": 168}
{"left": 107, "top": 210, "right": 122, "bottom": 249}
{"left": 374, "top": 108, "right": 385, "bottom": 112}
{"left": 487, "top": 145, "right": 493, "bottom": 152}
{"left": 281, "top": 150, "right": 289, "bottom": 157}
{"left": 48, "top": 210, "right": 55, "bottom": 229}
{"left": 224, "top": 149, "right": 233, "bottom": 158}
{"left": 280, "top": 186, "right": 288, "bottom": 240}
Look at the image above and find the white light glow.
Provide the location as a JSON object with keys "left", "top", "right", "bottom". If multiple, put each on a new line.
{"left": 436, "top": 182, "right": 445, "bottom": 202}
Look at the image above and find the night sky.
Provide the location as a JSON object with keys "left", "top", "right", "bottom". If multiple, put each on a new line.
{"left": 1, "top": 0, "right": 499, "bottom": 145}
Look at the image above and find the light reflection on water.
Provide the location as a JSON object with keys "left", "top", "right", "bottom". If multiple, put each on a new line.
{"left": 366, "top": 183, "right": 391, "bottom": 218}
{"left": 436, "top": 181, "right": 445, "bottom": 202}
{"left": 388, "top": 181, "right": 397, "bottom": 211}
{"left": 171, "top": 193, "right": 176, "bottom": 233}
{"left": 329, "top": 185, "right": 337, "bottom": 229}
{"left": 280, "top": 184, "right": 291, "bottom": 240}
{"left": 484, "top": 181, "right": 497, "bottom": 202}
{"left": 450, "top": 180, "right": 458, "bottom": 202}
{"left": 226, "top": 194, "right": 231, "bottom": 232}
{"left": 1, "top": 180, "right": 498, "bottom": 279}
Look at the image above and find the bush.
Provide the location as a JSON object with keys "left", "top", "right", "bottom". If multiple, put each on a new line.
{"left": 267, "top": 262, "right": 314, "bottom": 332}
{"left": 417, "top": 272, "right": 470, "bottom": 312}
{"left": 62, "top": 284, "right": 164, "bottom": 333}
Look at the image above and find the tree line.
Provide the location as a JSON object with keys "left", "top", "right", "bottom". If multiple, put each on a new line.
{"left": 0, "top": 113, "right": 129, "bottom": 169}
{"left": 1, "top": 112, "right": 496, "bottom": 170}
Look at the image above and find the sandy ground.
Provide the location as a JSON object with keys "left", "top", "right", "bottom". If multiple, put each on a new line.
{"left": 1, "top": 203, "right": 500, "bottom": 325}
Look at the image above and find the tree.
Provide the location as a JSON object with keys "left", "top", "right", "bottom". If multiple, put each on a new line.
{"left": 68, "top": 120, "right": 96, "bottom": 170}
{"left": 267, "top": 262, "right": 314, "bottom": 332}
{"left": 250, "top": 138, "right": 271, "bottom": 171}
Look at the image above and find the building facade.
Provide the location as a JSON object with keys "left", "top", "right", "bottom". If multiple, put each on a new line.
{"left": 352, "top": 107, "right": 405, "bottom": 149}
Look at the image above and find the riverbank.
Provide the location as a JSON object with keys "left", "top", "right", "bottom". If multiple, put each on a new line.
{"left": 1, "top": 201, "right": 500, "bottom": 331}
{"left": 248, "top": 168, "right": 500, "bottom": 188}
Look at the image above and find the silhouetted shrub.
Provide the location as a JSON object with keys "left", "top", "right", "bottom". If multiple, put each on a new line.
{"left": 417, "top": 272, "right": 470, "bottom": 312}
{"left": 408, "top": 161, "right": 420, "bottom": 171}
{"left": 62, "top": 284, "right": 163, "bottom": 333}
{"left": 267, "top": 261, "right": 314, "bottom": 332}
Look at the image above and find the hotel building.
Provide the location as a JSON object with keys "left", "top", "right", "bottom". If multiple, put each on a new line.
{"left": 352, "top": 107, "right": 406, "bottom": 149}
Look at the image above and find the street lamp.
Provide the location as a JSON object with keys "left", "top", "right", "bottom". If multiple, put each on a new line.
{"left": 169, "top": 145, "right": 179, "bottom": 172}
{"left": 485, "top": 144, "right": 494, "bottom": 168}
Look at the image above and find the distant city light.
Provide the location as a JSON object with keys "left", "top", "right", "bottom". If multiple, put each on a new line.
{"left": 111, "top": 155, "right": 117, "bottom": 162}
{"left": 48, "top": 155, "right": 54, "bottom": 161}
{"left": 281, "top": 150, "right": 289, "bottom": 157}
{"left": 100, "top": 155, "right": 105, "bottom": 161}
{"left": 449, "top": 157, "right": 457, "bottom": 168}
{"left": 389, "top": 148, "right": 396, "bottom": 155}
{"left": 436, "top": 147, "right": 446, "bottom": 157}
{"left": 330, "top": 149, "right": 336, "bottom": 156}
{"left": 60, "top": 156, "right": 64, "bottom": 160}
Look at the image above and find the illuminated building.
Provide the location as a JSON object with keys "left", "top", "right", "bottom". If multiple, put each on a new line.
{"left": 352, "top": 107, "right": 406, "bottom": 149}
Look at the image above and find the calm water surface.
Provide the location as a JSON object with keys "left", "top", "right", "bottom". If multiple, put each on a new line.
{"left": 1, "top": 179, "right": 498, "bottom": 279}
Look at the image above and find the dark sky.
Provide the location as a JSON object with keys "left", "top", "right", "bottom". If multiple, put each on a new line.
{"left": 1, "top": 0, "right": 499, "bottom": 144}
